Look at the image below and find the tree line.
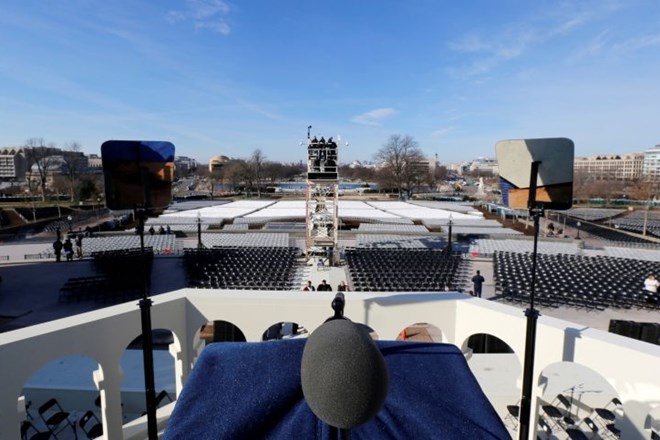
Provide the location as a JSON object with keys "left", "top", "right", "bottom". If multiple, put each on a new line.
{"left": 198, "top": 135, "right": 448, "bottom": 198}
{"left": 10, "top": 134, "right": 655, "bottom": 205}
{"left": 21, "top": 137, "right": 102, "bottom": 203}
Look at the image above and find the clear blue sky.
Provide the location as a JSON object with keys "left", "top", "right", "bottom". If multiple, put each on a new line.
{"left": 1, "top": 0, "right": 659, "bottom": 165}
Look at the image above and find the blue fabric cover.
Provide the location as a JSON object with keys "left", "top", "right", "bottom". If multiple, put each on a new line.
{"left": 164, "top": 339, "right": 510, "bottom": 439}
{"left": 101, "top": 140, "right": 175, "bottom": 162}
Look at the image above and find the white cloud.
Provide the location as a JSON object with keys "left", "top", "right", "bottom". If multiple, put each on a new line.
{"left": 612, "top": 33, "right": 660, "bottom": 53}
{"left": 195, "top": 20, "right": 231, "bottom": 35}
{"left": 167, "top": 0, "right": 232, "bottom": 35}
{"left": 446, "top": 2, "right": 622, "bottom": 77}
{"left": 448, "top": 34, "right": 490, "bottom": 53}
{"left": 351, "top": 108, "right": 397, "bottom": 126}
{"left": 431, "top": 127, "right": 455, "bottom": 138}
{"left": 568, "top": 30, "right": 611, "bottom": 62}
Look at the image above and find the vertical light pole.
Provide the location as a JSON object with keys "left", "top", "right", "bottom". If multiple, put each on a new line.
{"left": 197, "top": 212, "right": 203, "bottom": 249}
{"left": 576, "top": 221, "right": 581, "bottom": 239}
{"left": 447, "top": 213, "right": 453, "bottom": 251}
{"left": 67, "top": 215, "right": 73, "bottom": 233}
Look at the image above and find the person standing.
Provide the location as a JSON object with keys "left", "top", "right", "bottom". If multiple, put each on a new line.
{"left": 53, "top": 238, "right": 63, "bottom": 262}
{"left": 75, "top": 234, "right": 83, "bottom": 259}
{"left": 63, "top": 238, "right": 74, "bottom": 262}
{"left": 644, "top": 274, "right": 659, "bottom": 293}
{"left": 472, "top": 270, "right": 485, "bottom": 298}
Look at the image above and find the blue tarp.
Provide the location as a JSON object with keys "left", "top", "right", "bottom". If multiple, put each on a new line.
{"left": 100, "top": 140, "right": 175, "bottom": 163}
{"left": 164, "top": 339, "right": 510, "bottom": 440}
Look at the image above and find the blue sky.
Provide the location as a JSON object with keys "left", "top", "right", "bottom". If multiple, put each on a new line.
{"left": 1, "top": 1, "right": 659, "bottom": 165}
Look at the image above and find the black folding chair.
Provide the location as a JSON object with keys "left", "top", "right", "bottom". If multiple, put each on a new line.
{"left": 504, "top": 402, "right": 519, "bottom": 429}
{"left": 37, "top": 398, "right": 76, "bottom": 439}
{"left": 78, "top": 411, "right": 103, "bottom": 439}
{"left": 20, "top": 421, "right": 52, "bottom": 440}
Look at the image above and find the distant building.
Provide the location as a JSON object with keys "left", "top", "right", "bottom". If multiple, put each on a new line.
{"left": 348, "top": 160, "right": 377, "bottom": 169}
{"left": 643, "top": 145, "right": 660, "bottom": 180}
{"left": 87, "top": 153, "right": 103, "bottom": 169}
{"left": 0, "top": 147, "right": 27, "bottom": 180}
{"left": 27, "top": 155, "right": 77, "bottom": 189}
{"left": 466, "top": 157, "right": 498, "bottom": 175}
{"left": 574, "top": 153, "right": 644, "bottom": 180}
{"left": 175, "top": 156, "right": 198, "bottom": 174}
{"left": 209, "top": 155, "right": 230, "bottom": 173}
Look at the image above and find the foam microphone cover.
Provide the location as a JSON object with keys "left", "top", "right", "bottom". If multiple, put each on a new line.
{"left": 301, "top": 319, "right": 389, "bottom": 429}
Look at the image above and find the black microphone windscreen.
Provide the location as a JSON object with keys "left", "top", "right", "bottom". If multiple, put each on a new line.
{"left": 300, "top": 319, "right": 389, "bottom": 429}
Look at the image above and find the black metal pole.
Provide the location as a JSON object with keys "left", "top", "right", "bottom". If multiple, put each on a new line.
{"left": 518, "top": 161, "right": 542, "bottom": 440}
{"left": 137, "top": 208, "right": 158, "bottom": 439}
{"left": 197, "top": 216, "right": 203, "bottom": 249}
{"left": 448, "top": 219, "right": 453, "bottom": 251}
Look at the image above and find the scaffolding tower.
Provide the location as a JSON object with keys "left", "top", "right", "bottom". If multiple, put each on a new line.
{"left": 304, "top": 131, "right": 339, "bottom": 262}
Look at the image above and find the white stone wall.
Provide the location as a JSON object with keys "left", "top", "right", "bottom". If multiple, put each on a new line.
{"left": 0, "top": 290, "right": 659, "bottom": 439}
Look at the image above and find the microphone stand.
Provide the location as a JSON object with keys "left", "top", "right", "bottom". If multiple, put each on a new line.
{"left": 135, "top": 206, "right": 158, "bottom": 440}
{"left": 327, "top": 292, "right": 345, "bottom": 322}
{"left": 326, "top": 292, "right": 351, "bottom": 440}
{"left": 518, "top": 161, "right": 542, "bottom": 440}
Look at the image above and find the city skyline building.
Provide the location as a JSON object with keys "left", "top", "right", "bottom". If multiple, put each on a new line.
{"left": 574, "top": 153, "right": 645, "bottom": 180}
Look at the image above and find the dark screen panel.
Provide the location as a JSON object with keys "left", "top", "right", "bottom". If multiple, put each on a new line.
{"left": 101, "top": 140, "right": 175, "bottom": 210}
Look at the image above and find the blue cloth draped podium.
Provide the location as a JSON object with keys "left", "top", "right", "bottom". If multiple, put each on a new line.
{"left": 164, "top": 339, "right": 510, "bottom": 439}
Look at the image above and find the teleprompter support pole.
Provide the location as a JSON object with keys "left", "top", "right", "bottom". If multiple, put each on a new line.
{"left": 136, "top": 208, "right": 158, "bottom": 440}
{"left": 518, "top": 161, "right": 543, "bottom": 440}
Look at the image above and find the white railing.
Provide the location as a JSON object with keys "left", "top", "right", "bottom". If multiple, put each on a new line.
{"left": 1, "top": 290, "right": 659, "bottom": 439}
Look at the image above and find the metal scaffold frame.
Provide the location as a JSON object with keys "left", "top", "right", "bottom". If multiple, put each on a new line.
{"left": 304, "top": 130, "right": 339, "bottom": 259}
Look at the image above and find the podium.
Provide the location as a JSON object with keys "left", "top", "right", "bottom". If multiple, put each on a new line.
{"left": 164, "top": 339, "right": 509, "bottom": 439}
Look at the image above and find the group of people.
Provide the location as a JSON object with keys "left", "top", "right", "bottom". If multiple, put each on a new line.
{"left": 303, "top": 280, "right": 349, "bottom": 292}
{"left": 52, "top": 234, "right": 84, "bottom": 262}
{"left": 544, "top": 222, "right": 565, "bottom": 238}
{"left": 148, "top": 225, "right": 172, "bottom": 235}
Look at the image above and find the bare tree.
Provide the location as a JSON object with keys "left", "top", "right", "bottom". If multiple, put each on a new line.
{"left": 426, "top": 164, "right": 448, "bottom": 191}
{"left": 223, "top": 159, "right": 253, "bottom": 195}
{"left": 375, "top": 135, "right": 426, "bottom": 199}
{"left": 251, "top": 149, "right": 265, "bottom": 198}
{"left": 61, "top": 141, "right": 87, "bottom": 202}
{"left": 24, "top": 138, "right": 59, "bottom": 201}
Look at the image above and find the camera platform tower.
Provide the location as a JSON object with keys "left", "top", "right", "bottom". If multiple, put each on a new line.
{"left": 304, "top": 127, "right": 339, "bottom": 262}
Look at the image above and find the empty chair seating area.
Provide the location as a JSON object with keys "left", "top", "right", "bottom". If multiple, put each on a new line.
{"left": 82, "top": 235, "right": 177, "bottom": 255}
{"left": 345, "top": 247, "right": 467, "bottom": 292}
{"left": 201, "top": 232, "right": 290, "bottom": 248}
{"left": 494, "top": 251, "right": 660, "bottom": 310}
{"left": 562, "top": 208, "right": 626, "bottom": 222}
{"left": 611, "top": 216, "right": 660, "bottom": 238}
{"left": 59, "top": 248, "right": 154, "bottom": 303}
{"left": 184, "top": 247, "right": 301, "bottom": 290}
{"left": 565, "top": 216, "right": 652, "bottom": 243}
{"left": 470, "top": 239, "right": 580, "bottom": 257}
{"left": 355, "top": 234, "right": 446, "bottom": 249}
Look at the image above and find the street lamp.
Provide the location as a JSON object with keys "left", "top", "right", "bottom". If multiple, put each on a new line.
{"left": 67, "top": 215, "right": 73, "bottom": 233}
{"left": 576, "top": 221, "right": 581, "bottom": 240}
{"left": 447, "top": 213, "right": 453, "bottom": 251}
{"left": 197, "top": 212, "right": 203, "bottom": 249}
